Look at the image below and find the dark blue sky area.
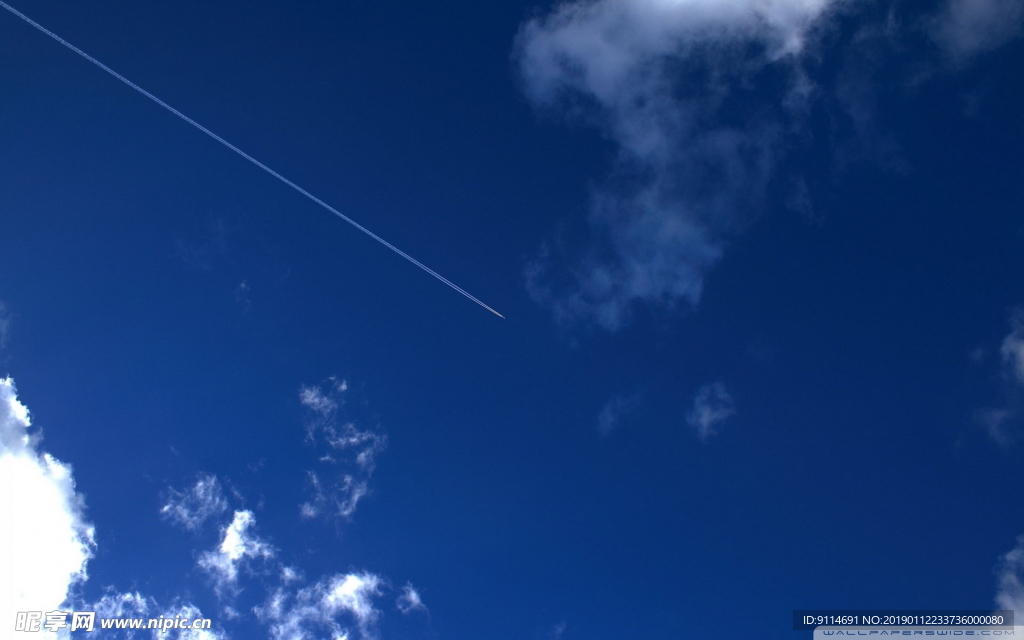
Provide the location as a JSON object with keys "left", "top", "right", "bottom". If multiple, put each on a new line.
{"left": 1, "top": 0, "right": 1024, "bottom": 638}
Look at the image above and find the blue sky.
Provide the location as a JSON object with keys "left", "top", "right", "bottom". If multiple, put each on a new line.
{"left": 1, "top": 0, "right": 1024, "bottom": 638}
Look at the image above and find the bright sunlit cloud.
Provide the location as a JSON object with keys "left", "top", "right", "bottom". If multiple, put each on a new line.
{"left": 0, "top": 377, "right": 95, "bottom": 637}
{"left": 198, "top": 509, "right": 276, "bottom": 597}
{"left": 258, "top": 571, "right": 385, "bottom": 640}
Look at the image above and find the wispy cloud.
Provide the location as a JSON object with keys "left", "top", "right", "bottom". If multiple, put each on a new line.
{"left": 0, "top": 375, "right": 417, "bottom": 639}
{"left": 257, "top": 572, "right": 385, "bottom": 640}
{"left": 198, "top": 510, "right": 276, "bottom": 597}
{"left": 517, "top": 0, "right": 839, "bottom": 330}
{"left": 978, "top": 407, "right": 1014, "bottom": 447}
{"left": 978, "top": 309, "right": 1024, "bottom": 445}
{"left": 396, "top": 583, "right": 427, "bottom": 615}
{"left": 177, "top": 218, "right": 230, "bottom": 271}
{"left": 996, "top": 535, "right": 1024, "bottom": 614}
{"left": 930, "top": 0, "right": 1024, "bottom": 60}
{"left": 235, "top": 280, "right": 252, "bottom": 314}
{"left": 300, "top": 379, "right": 344, "bottom": 418}
{"left": 89, "top": 590, "right": 228, "bottom": 640}
{"left": 0, "top": 377, "right": 95, "bottom": 634}
{"left": 0, "top": 301, "right": 10, "bottom": 350}
{"left": 161, "top": 473, "right": 230, "bottom": 532}
{"left": 299, "top": 377, "right": 387, "bottom": 520}
{"left": 597, "top": 393, "right": 641, "bottom": 437}
{"left": 1001, "top": 311, "right": 1024, "bottom": 388}
{"left": 517, "top": 0, "right": 1022, "bottom": 332}
{"left": 159, "top": 485, "right": 425, "bottom": 638}
{"left": 686, "top": 382, "right": 736, "bottom": 441}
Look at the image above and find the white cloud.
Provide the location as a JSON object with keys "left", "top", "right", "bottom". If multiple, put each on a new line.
{"left": 0, "top": 375, "right": 414, "bottom": 640}
{"left": 92, "top": 589, "right": 153, "bottom": 619}
{"left": 198, "top": 510, "right": 275, "bottom": 596}
{"left": 257, "top": 572, "right": 384, "bottom": 640}
{"left": 686, "top": 382, "right": 736, "bottom": 441}
{"left": 322, "top": 574, "right": 382, "bottom": 632}
{"left": 300, "top": 386, "right": 339, "bottom": 418}
{"left": 597, "top": 393, "right": 641, "bottom": 437}
{"left": 396, "top": 584, "right": 427, "bottom": 615}
{"left": 161, "top": 483, "right": 421, "bottom": 638}
{"left": 0, "top": 377, "right": 96, "bottom": 636}
{"left": 161, "top": 473, "right": 229, "bottom": 531}
{"left": 300, "top": 377, "right": 348, "bottom": 419}
{"left": 299, "top": 378, "right": 386, "bottom": 520}
{"left": 931, "top": 0, "right": 1024, "bottom": 60}
{"left": 997, "top": 535, "right": 1024, "bottom": 614}
{"left": 0, "top": 377, "right": 232, "bottom": 639}
{"left": 89, "top": 590, "right": 228, "bottom": 640}
{"left": 159, "top": 602, "right": 229, "bottom": 640}
{"left": 517, "top": 0, "right": 840, "bottom": 330}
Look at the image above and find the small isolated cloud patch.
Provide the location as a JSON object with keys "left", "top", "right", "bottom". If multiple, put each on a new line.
{"left": 396, "top": 583, "right": 427, "bottom": 615}
{"left": 177, "top": 218, "right": 230, "bottom": 271}
{"left": 0, "top": 301, "right": 10, "bottom": 349}
{"left": 235, "top": 280, "right": 252, "bottom": 314}
{"left": 549, "top": 621, "right": 568, "bottom": 640}
{"left": 299, "top": 377, "right": 387, "bottom": 520}
{"left": 161, "top": 473, "right": 229, "bottom": 532}
{"left": 198, "top": 510, "right": 276, "bottom": 597}
{"left": 597, "top": 393, "right": 641, "bottom": 437}
{"left": 280, "top": 565, "right": 303, "bottom": 585}
{"left": 686, "top": 382, "right": 736, "bottom": 441}
{"left": 0, "top": 377, "right": 96, "bottom": 633}
{"left": 257, "top": 571, "right": 385, "bottom": 640}
{"left": 300, "top": 378, "right": 345, "bottom": 418}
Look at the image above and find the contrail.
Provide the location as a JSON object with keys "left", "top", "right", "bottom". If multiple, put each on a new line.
{"left": 0, "top": 1, "right": 504, "bottom": 319}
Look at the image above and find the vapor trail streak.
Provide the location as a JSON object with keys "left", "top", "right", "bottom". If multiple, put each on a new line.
{"left": 0, "top": 1, "right": 504, "bottom": 319}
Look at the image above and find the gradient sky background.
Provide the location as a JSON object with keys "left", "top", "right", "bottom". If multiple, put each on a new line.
{"left": 2, "top": 0, "right": 1024, "bottom": 638}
